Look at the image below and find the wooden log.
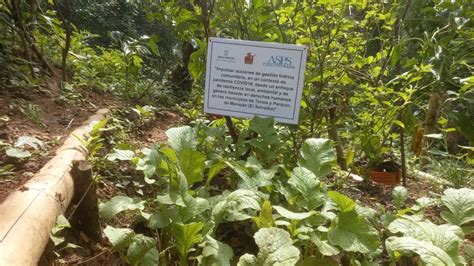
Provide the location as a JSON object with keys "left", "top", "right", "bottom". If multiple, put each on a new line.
{"left": 0, "top": 109, "right": 108, "bottom": 265}
{"left": 69, "top": 160, "right": 102, "bottom": 243}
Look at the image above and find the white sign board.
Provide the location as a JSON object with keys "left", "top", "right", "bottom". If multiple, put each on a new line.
{"left": 204, "top": 38, "right": 307, "bottom": 124}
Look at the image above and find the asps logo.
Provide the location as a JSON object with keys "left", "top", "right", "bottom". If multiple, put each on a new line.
{"left": 263, "top": 55, "right": 295, "bottom": 68}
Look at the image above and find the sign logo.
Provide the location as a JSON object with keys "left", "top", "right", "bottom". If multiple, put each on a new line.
{"left": 244, "top": 53, "right": 255, "bottom": 64}
{"left": 263, "top": 55, "right": 295, "bottom": 68}
{"left": 217, "top": 49, "right": 236, "bottom": 62}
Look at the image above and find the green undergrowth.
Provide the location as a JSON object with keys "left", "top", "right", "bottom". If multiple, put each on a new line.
{"left": 80, "top": 109, "right": 474, "bottom": 266}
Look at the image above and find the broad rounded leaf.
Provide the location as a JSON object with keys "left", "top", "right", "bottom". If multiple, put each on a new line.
{"left": 296, "top": 256, "right": 338, "bottom": 266}
{"left": 288, "top": 167, "right": 325, "bottom": 209}
{"left": 238, "top": 254, "right": 258, "bottom": 266}
{"left": 386, "top": 236, "right": 455, "bottom": 266}
{"left": 273, "top": 206, "right": 313, "bottom": 220}
{"left": 391, "top": 186, "right": 408, "bottom": 209}
{"left": 328, "top": 211, "right": 380, "bottom": 253}
{"left": 249, "top": 227, "right": 300, "bottom": 265}
{"left": 166, "top": 126, "right": 197, "bottom": 152}
{"left": 107, "top": 148, "right": 135, "bottom": 161}
{"left": 440, "top": 188, "right": 474, "bottom": 226}
{"left": 387, "top": 217, "right": 464, "bottom": 264}
{"left": 135, "top": 148, "right": 163, "bottom": 181}
{"left": 178, "top": 148, "right": 206, "bottom": 184}
{"left": 310, "top": 234, "right": 340, "bottom": 256}
{"left": 6, "top": 147, "right": 31, "bottom": 158}
{"left": 200, "top": 235, "right": 234, "bottom": 266}
{"left": 99, "top": 196, "right": 145, "bottom": 219}
{"left": 126, "top": 234, "right": 158, "bottom": 266}
{"left": 212, "top": 189, "right": 261, "bottom": 223}
{"left": 104, "top": 225, "right": 134, "bottom": 251}
{"left": 298, "top": 138, "right": 336, "bottom": 177}
{"left": 328, "top": 191, "right": 355, "bottom": 212}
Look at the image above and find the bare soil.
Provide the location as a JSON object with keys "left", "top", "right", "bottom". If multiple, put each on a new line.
{"left": 0, "top": 77, "right": 121, "bottom": 203}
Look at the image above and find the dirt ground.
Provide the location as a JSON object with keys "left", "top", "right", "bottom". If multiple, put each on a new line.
{"left": 0, "top": 77, "right": 121, "bottom": 203}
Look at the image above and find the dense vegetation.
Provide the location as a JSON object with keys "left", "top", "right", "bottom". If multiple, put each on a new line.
{"left": 1, "top": 0, "right": 473, "bottom": 265}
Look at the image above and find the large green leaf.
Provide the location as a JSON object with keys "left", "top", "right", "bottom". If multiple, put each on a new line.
{"left": 126, "top": 234, "right": 158, "bottom": 266}
{"left": 99, "top": 196, "right": 145, "bottom": 219}
{"left": 391, "top": 186, "right": 408, "bottom": 209}
{"left": 298, "top": 138, "right": 336, "bottom": 177}
{"left": 171, "top": 222, "right": 204, "bottom": 258}
{"left": 227, "top": 160, "right": 276, "bottom": 189}
{"left": 199, "top": 235, "right": 234, "bottom": 266}
{"left": 387, "top": 216, "right": 464, "bottom": 264}
{"left": 178, "top": 148, "right": 206, "bottom": 184}
{"left": 248, "top": 116, "right": 279, "bottom": 162}
{"left": 310, "top": 233, "right": 340, "bottom": 257}
{"left": 166, "top": 126, "right": 198, "bottom": 152}
{"left": 107, "top": 148, "right": 135, "bottom": 161}
{"left": 212, "top": 189, "right": 261, "bottom": 223}
{"left": 328, "top": 210, "right": 380, "bottom": 253}
{"left": 5, "top": 147, "right": 31, "bottom": 158}
{"left": 238, "top": 227, "right": 300, "bottom": 266}
{"left": 207, "top": 160, "right": 226, "bottom": 185}
{"left": 328, "top": 191, "right": 356, "bottom": 212}
{"left": 288, "top": 167, "right": 325, "bottom": 209}
{"left": 440, "top": 188, "right": 474, "bottom": 226}
{"left": 249, "top": 116, "right": 275, "bottom": 136}
{"left": 135, "top": 148, "right": 163, "bottom": 183}
{"left": 386, "top": 236, "right": 456, "bottom": 266}
{"left": 179, "top": 194, "right": 210, "bottom": 223}
{"left": 238, "top": 254, "right": 258, "bottom": 266}
{"left": 147, "top": 209, "right": 177, "bottom": 229}
{"left": 296, "top": 256, "right": 338, "bottom": 266}
{"left": 103, "top": 225, "right": 134, "bottom": 251}
{"left": 273, "top": 206, "right": 313, "bottom": 220}
{"left": 253, "top": 200, "right": 275, "bottom": 228}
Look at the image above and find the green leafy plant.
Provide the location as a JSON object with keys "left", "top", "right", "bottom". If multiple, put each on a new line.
{"left": 103, "top": 225, "right": 158, "bottom": 265}
{"left": 74, "top": 118, "right": 109, "bottom": 160}
{"left": 386, "top": 216, "right": 465, "bottom": 265}
{"left": 94, "top": 114, "right": 474, "bottom": 265}
{"left": 391, "top": 186, "right": 408, "bottom": 209}
{"left": 13, "top": 99, "right": 45, "bottom": 126}
{"left": 440, "top": 188, "right": 474, "bottom": 229}
{"left": 238, "top": 227, "right": 300, "bottom": 266}
{"left": 49, "top": 215, "right": 82, "bottom": 261}
{"left": 171, "top": 222, "right": 204, "bottom": 266}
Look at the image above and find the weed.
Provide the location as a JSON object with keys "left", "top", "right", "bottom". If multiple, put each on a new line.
{"left": 13, "top": 99, "right": 45, "bottom": 126}
{"left": 426, "top": 154, "right": 474, "bottom": 189}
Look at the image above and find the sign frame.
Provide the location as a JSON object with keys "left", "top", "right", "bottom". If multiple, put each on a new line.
{"left": 204, "top": 37, "right": 307, "bottom": 124}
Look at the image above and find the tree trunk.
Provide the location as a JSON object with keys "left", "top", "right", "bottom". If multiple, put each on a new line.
{"left": 69, "top": 160, "right": 102, "bottom": 242}
{"left": 420, "top": 91, "right": 441, "bottom": 167}
{"left": 400, "top": 129, "right": 407, "bottom": 186}
{"left": 6, "top": 0, "right": 35, "bottom": 77}
{"left": 423, "top": 91, "right": 441, "bottom": 147}
{"left": 327, "top": 107, "right": 347, "bottom": 170}
{"left": 53, "top": 0, "right": 73, "bottom": 82}
{"left": 9, "top": 0, "right": 55, "bottom": 74}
